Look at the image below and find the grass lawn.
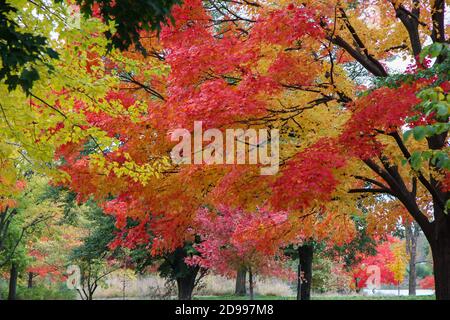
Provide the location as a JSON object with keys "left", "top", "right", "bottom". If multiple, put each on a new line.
{"left": 313, "top": 295, "right": 435, "bottom": 300}
{"left": 195, "top": 295, "right": 294, "bottom": 300}
{"left": 194, "top": 295, "right": 435, "bottom": 300}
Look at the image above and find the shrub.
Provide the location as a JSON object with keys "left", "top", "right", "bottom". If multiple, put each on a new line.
{"left": 416, "top": 264, "right": 433, "bottom": 278}
{"left": 419, "top": 275, "right": 435, "bottom": 290}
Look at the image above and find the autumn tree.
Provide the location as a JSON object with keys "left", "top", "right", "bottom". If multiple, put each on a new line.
{"left": 25, "top": 187, "right": 83, "bottom": 290}
{"left": 108, "top": 217, "right": 207, "bottom": 300}
{"left": 353, "top": 236, "right": 408, "bottom": 292}
{"left": 390, "top": 241, "right": 409, "bottom": 294}
{"left": 153, "top": 0, "right": 449, "bottom": 299}
{"left": 48, "top": 0, "right": 449, "bottom": 300}
{"left": 0, "top": 175, "right": 70, "bottom": 299}
{"left": 187, "top": 206, "right": 294, "bottom": 300}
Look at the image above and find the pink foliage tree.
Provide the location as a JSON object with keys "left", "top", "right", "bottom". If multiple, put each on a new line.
{"left": 187, "top": 205, "right": 294, "bottom": 299}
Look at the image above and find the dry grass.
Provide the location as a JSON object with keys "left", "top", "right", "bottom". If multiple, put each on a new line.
{"left": 253, "top": 277, "right": 295, "bottom": 297}
{"left": 93, "top": 272, "right": 173, "bottom": 300}
{"left": 91, "top": 271, "right": 294, "bottom": 299}
{"left": 194, "top": 275, "right": 235, "bottom": 296}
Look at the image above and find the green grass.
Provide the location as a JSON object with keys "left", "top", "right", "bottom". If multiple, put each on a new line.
{"left": 195, "top": 295, "right": 435, "bottom": 300}
{"left": 313, "top": 295, "right": 435, "bottom": 300}
{"left": 195, "top": 295, "right": 294, "bottom": 300}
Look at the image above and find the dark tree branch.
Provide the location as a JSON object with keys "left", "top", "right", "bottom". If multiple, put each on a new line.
{"left": 336, "top": 8, "right": 388, "bottom": 76}
{"left": 391, "top": 1, "right": 422, "bottom": 56}
{"left": 390, "top": 131, "right": 445, "bottom": 210}
{"left": 330, "top": 35, "right": 388, "bottom": 77}
{"left": 349, "top": 188, "right": 393, "bottom": 195}
{"left": 431, "top": 0, "right": 446, "bottom": 43}
{"left": 353, "top": 175, "right": 392, "bottom": 190}
{"left": 362, "top": 158, "right": 432, "bottom": 236}
{"left": 119, "top": 73, "right": 165, "bottom": 101}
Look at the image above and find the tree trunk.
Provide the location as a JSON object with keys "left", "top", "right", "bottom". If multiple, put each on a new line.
{"left": 28, "top": 272, "right": 34, "bottom": 289}
{"left": 405, "top": 222, "right": 418, "bottom": 296}
{"left": 408, "top": 252, "right": 417, "bottom": 296}
{"left": 425, "top": 167, "right": 450, "bottom": 301}
{"left": 8, "top": 263, "right": 18, "bottom": 300}
{"left": 88, "top": 289, "right": 94, "bottom": 300}
{"left": 235, "top": 267, "right": 247, "bottom": 296}
{"left": 248, "top": 267, "right": 254, "bottom": 300}
{"left": 296, "top": 252, "right": 302, "bottom": 300}
{"left": 177, "top": 271, "right": 198, "bottom": 300}
{"left": 425, "top": 129, "right": 450, "bottom": 300}
{"left": 298, "top": 244, "right": 313, "bottom": 300}
{"left": 430, "top": 227, "right": 450, "bottom": 300}
{"left": 171, "top": 246, "right": 201, "bottom": 300}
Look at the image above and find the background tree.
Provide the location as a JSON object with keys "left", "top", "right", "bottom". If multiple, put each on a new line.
{"left": 69, "top": 200, "right": 120, "bottom": 300}
{"left": 187, "top": 206, "right": 295, "bottom": 300}
{"left": 388, "top": 240, "right": 409, "bottom": 295}
{"left": 0, "top": 175, "right": 69, "bottom": 299}
{"left": 405, "top": 220, "right": 421, "bottom": 295}
{"left": 353, "top": 236, "right": 408, "bottom": 291}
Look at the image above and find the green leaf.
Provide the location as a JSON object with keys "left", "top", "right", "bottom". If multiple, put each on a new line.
{"left": 429, "top": 43, "right": 444, "bottom": 58}
{"left": 412, "top": 126, "right": 427, "bottom": 141}
{"left": 436, "top": 102, "right": 449, "bottom": 117}
{"left": 410, "top": 151, "right": 422, "bottom": 170}
{"left": 403, "top": 130, "right": 413, "bottom": 141}
{"left": 425, "top": 125, "right": 437, "bottom": 137}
